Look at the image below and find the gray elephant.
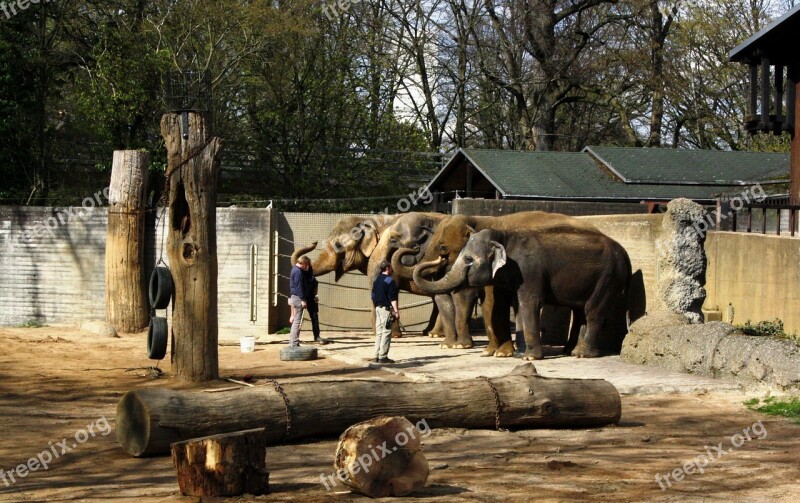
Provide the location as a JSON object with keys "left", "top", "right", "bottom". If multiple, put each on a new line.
{"left": 394, "top": 212, "right": 599, "bottom": 353}
{"left": 413, "top": 225, "right": 631, "bottom": 360}
{"left": 367, "top": 212, "right": 449, "bottom": 337}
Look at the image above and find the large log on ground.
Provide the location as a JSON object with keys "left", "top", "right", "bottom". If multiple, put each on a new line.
{"left": 333, "top": 416, "right": 429, "bottom": 498}
{"left": 161, "top": 112, "right": 224, "bottom": 382}
{"left": 171, "top": 428, "right": 268, "bottom": 496}
{"left": 105, "top": 150, "right": 149, "bottom": 333}
{"left": 116, "top": 364, "right": 620, "bottom": 457}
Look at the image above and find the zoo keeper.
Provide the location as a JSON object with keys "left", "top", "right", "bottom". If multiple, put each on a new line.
{"left": 288, "top": 255, "right": 314, "bottom": 347}
{"left": 371, "top": 260, "right": 400, "bottom": 364}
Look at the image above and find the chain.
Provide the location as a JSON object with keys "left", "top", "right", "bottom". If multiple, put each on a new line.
{"left": 267, "top": 379, "right": 292, "bottom": 441}
{"left": 478, "top": 376, "right": 506, "bottom": 432}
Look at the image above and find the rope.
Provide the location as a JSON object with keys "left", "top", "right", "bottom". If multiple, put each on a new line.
{"left": 266, "top": 379, "right": 292, "bottom": 442}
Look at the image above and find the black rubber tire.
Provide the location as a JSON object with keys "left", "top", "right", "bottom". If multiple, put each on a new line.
{"left": 147, "top": 316, "right": 168, "bottom": 360}
{"left": 279, "top": 346, "right": 318, "bottom": 361}
{"left": 149, "top": 266, "right": 173, "bottom": 309}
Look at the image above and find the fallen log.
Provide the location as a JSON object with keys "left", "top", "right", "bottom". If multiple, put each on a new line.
{"left": 116, "top": 364, "right": 621, "bottom": 457}
{"left": 333, "top": 416, "right": 429, "bottom": 498}
{"left": 171, "top": 428, "right": 268, "bottom": 497}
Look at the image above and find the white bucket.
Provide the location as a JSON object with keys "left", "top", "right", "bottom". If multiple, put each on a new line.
{"left": 240, "top": 336, "right": 256, "bottom": 353}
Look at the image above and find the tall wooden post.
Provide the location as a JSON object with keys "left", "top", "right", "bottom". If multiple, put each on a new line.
{"left": 161, "top": 112, "right": 224, "bottom": 382}
{"left": 105, "top": 150, "right": 150, "bottom": 333}
{"left": 791, "top": 65, "right": 800, "bottom": 206}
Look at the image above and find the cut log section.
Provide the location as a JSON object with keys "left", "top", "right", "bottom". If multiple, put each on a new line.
{"left": 334, "top": 416, "right": 429, "bottom": 498}
{"left": 116, "top": 364, "right": 621, "bottom": 457}
{"left": 171, "top": 428, "right": 268, "bottom": 497}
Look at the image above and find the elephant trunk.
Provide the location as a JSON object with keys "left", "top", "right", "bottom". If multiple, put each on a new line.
{"left": 413, "top": 258, "right": 466, "bottom": 295}
{"left": 291, "top": 241, "right": 318, "bottom": 266}
{"left": 391, "top": 247, "right": 419, "bottom": 279}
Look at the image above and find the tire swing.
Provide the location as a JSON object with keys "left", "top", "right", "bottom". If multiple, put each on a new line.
{"left": 147, "top": 201, "right": 173, "bottom": 361}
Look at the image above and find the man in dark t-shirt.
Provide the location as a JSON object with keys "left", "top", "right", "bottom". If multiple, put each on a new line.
{"left": 371, "top": 260, "right": 399, "bottom": 363}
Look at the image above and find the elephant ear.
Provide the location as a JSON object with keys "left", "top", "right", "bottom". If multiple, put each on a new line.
{"left": 358, "top": 222, "right": 379, "bottom": 257}
{"left": 490, "top": 240, "right": 507, "bottom": 277}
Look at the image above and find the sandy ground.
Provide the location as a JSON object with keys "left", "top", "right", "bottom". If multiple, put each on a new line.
{"left": 0, "top": 326, "right": 799, "bottom": 502}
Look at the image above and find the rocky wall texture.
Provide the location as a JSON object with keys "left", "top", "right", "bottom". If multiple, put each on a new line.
{"left": 655, "top": 198, "right": 707, "bottom": 323}
{"left": 621, "top": 313, "right": 800, "bottom": 391}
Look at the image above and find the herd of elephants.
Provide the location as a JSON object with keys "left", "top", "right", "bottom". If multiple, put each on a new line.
{"left": 291, "top": 211, "right": 631, "bottom": 361}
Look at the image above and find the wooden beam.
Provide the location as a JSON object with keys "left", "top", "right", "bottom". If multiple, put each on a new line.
{"left": 791, "top": 65, "right": 800, "bottom": 205}
{"left": 761, "top": 58, "right": 771, "bottom": 127}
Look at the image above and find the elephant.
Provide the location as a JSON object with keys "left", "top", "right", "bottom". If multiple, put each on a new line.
{"left": 291, "top": 214, "right": 400, "bottom": 280}
{"left": 412, "top": 225, "right": 631, "bottom": 360}
{"left": 394, "top": 212, "right": 599, "bottom": 354}
{"left": 367, "top": 212, "right": 449, "bottom": 337}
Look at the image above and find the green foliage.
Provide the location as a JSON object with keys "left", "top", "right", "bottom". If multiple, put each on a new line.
{"left": 736, "top": 319, "right": 786, "bottom": 337}
{"left": 745, "top": 397, "right": 800, "bottom": 424}
{"left": 17, "top": 320, "right": 45, "bottom": 328}
{"left": 275, "top": 327, "right": 291, "bottom": 335}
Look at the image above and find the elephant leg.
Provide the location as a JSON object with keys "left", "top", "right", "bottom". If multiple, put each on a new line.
{"left": 421, "top": 301, "right": 439, "bottom": 337}
{"left": 563, "top": 309, "right": 585, "bottom": 355}
{"left": 481, "top": 286, "right": 499, "bottom": 356}
{"left": 429, "top": 313, "right": 444, "bottom": 338}
{"left": 491, "top": 288, "right": 515, "bottom": 357}
{"left": 434, "top": 293, "right": 458, "bottom": 347}
{"left": 573, "top": 289, "right": 615, "bottom": 358}
{"left": 452, "top": 288, "right": 477, "bottom": 349}
{"left": 518, "top": 293, "right": 544, "bottom": 361}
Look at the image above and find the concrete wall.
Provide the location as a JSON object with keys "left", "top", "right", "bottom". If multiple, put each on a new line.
{"left": 706, "top": 231, "right": 800, "bottom": 335}
{"left": 0, "top": 206, "right": 274, "bottom": 340}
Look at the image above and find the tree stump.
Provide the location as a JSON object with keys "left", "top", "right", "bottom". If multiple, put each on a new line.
{"left": 105, "top": 150, "right": 149, "bottom": 333}
{"left": 171, "top": 428, "right": 268, "bottom": 497}
{"left": 161, "top": 112, "right": 224, "bottom": 382}
{"left": 332, "top": 416, "right": 429, "bottom": 498}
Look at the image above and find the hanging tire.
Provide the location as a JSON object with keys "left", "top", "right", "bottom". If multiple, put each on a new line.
{"left": 147, "top": 317, "right": 168, "bottom": 360}
{"left": 279, "top": 346, "right": 318, "bottom": 361}
{"left": 149, "top": 266, "right": 173, "bottom": 309}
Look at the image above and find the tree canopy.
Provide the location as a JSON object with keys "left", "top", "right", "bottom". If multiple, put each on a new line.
{"left": 0, "top": 0, "right": 795, "bottom": 209}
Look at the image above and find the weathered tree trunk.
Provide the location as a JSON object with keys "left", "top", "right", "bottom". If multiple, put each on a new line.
{"left": 105, "top": 150, "right": 150, "bottom": 333}
{"left": 171, "top": 428, "right": 269, "bottom": 497}
{"left": 333, "top": 416, "right": 428, "bottom": 498}
{"left": 160, "top": 112, "right": 224, "bottom": 382}
{"left": 116, "top": 364, "right": 621, "bottom": 456}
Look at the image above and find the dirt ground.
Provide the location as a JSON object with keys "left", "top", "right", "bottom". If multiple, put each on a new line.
{"left": 0, "top": 326, "right": 799, "bottom": 502}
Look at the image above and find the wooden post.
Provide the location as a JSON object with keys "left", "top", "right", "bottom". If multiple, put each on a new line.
{"left": 171, "top": 428, "right": 269, "bottom": 497}
{"left": 105, "top": 150, "right": 150, "bottom": 333}
{"left": 115, "top": 364, "right": 622, "bottom": 457}
{"left": 791, "top": 66, "right": 800, "bottom": 205}
{"left": 160, "top": 112, "right": 224, "bottom": 382}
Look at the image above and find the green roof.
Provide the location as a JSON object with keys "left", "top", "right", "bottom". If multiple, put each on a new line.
{"left": 428, "top": 148, "right": 789, "bottom": 202}
{"left": 584, "top": 146, "right": 789, "bottom": 185}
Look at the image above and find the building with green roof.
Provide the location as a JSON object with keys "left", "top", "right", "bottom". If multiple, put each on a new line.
{"left": 426, "top": 147, "right": 789, "bottom": 213}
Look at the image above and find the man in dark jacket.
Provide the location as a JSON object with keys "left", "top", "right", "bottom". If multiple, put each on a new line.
{"left": 304, "top": 266, "right": 329, "bottom": 344}
{"left": 288, "top": 256, "right": 313, "bottom": 347}
{"left": 371, "top": 260, "right": 399, "bottom": 363}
